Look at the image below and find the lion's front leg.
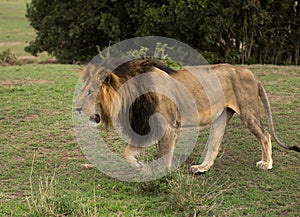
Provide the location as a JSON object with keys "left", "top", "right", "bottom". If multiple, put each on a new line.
{"left": 157, "top": 126, "right": 178, "bottom": 169}
{"left": 124, "top": 144, "right": 145, "bottom": 170}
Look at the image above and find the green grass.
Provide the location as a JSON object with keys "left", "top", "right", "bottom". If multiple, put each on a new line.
{"left": 0, "top": 0, "right": 35, "bottom": 56}
{"left": 0, "top": 64, "right": 299, "bottom": 216}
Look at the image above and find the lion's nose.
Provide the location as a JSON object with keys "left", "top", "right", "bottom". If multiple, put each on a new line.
{"left": 95, "top": 114, "right": 100, "bottom": 123}
{"left": 89, "top": 114, "right": 100, "bottom": 124}
{"left": 76, "top": 107, "right": 82, "bottom": 114}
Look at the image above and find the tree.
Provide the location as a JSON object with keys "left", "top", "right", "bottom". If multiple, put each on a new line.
{"left": 26, "top": 0, "right": 300, "bottom": 65}
{"left": 26, "top": 0, "right": 129, "bottom": 63}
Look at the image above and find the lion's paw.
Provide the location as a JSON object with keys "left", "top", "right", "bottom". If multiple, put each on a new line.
{"left": 131, "top": 161, "right": 146, "bottom": 171}
{"left": 256, "top": 160, "right": 272, "bottom": 170}
{"left": 190, "top": 165, "right": 208, "bottom": 175}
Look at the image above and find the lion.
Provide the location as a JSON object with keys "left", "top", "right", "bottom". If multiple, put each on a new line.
{"left": 76, "top": 59, "right": 299, "bottom": 174}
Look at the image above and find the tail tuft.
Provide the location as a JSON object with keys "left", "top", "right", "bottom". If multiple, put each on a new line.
{"left": 289, "top": 146, "right": 300, "bottom": 152}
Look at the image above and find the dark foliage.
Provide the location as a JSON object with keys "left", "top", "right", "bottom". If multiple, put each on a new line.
{"left": 26, "top": 0, "right": 300, "bottom": 64}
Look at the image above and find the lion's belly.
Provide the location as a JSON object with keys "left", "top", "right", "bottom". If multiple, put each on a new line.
{"left": 178, "top": 102, "right": 225, "bottom": 128}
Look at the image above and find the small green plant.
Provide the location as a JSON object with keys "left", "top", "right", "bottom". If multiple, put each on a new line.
{"left": 124, "top": 42, "right": 182, "bottom": 69}
{"left": 0, "top": 49, "right": 18, "bottom": 65}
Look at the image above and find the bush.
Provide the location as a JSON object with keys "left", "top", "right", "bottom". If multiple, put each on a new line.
{"left": 0, "top": 49, "right": 18, "bottom": 65}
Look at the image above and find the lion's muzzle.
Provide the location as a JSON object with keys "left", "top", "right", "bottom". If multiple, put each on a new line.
{"left": 89, "top": 114, "right": 101, "bottom": 124}
{"left": 76, "top": 106, "right": 100, "bottom": 125}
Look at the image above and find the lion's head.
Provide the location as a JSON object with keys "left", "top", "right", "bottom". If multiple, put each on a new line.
{"left": 77, "top": 66, "right": 127, "bottom": 128}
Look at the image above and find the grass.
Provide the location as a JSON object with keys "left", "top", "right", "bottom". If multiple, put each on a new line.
{"left": 0, "top": 0, "right": 35, "bottom": 56}
{"left": 0, "top": 0, "right": 51, "bottom": 61}
{"left": 0, "top": 64, "right": 299, "bottom": 216}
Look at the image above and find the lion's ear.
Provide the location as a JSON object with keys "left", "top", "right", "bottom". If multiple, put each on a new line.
{"left": 80, "top": 64, "right": 96, "bottom": 82}
{"left": 105, "top": 73, "right": 114, "bottom": 84}
{"left": 105, "top": 73, "right": 120, "bottom": 89}
{"left": 94, "top": 67, "right": 110, "bottom": 83}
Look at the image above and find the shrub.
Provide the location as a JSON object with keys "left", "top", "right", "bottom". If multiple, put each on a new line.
{"left": 0, "top": 49, "right": 18, "bottom": 65}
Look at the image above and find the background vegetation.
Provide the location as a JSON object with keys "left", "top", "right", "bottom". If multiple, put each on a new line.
{"left": 25, "top": 0, "right": 300, "bottom": 64}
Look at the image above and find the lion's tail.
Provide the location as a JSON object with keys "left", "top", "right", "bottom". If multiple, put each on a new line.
{"left": 258, "top": 82, "right": 300, "bottom": 152}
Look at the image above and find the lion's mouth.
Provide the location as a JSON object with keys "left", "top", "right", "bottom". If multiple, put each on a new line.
{"left": 89, "top": 114, "right": 101, "bottom": 124}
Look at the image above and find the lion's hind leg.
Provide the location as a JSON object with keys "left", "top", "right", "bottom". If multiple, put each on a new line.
{"left": 190, "top": 109, "right": 229, "bottom": 174}
{"left": 256, "top": 133, "right": 272, "bottom": 170}
{"left": 241, "top": 114, "right": 273, "bottom": 170}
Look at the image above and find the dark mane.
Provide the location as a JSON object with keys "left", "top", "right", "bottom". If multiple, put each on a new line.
{"left": 106, "top": 59, "right": 177, "bottom": 145}
{"left": 113, "top": 59, "right": 176, "bottom": 77}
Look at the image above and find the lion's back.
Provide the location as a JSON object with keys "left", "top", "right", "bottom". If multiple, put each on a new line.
{"left": 169, "top": 64, "right": 259, "bottom": 118}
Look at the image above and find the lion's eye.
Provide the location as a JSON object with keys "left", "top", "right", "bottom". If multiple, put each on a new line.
{"left": 87, "top": 90, "right": 93, "bottom": 96}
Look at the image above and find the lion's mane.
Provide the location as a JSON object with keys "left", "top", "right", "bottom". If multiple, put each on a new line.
{"left": 96, "top": 59, "right": 177, "bottom": 145}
